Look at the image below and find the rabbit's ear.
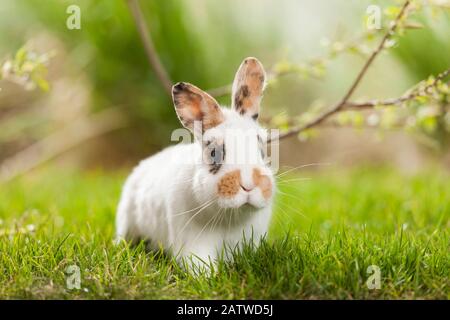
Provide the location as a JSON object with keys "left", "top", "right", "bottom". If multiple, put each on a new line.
{"left": 231, "top": 57, "right": 266, "bottom": 120}
{"left": 172, "top": 82, "right": 224, "bottom": 134}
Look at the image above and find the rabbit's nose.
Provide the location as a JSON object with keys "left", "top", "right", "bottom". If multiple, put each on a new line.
{"left": 240, "top": 183, "right": 254, "bottom": 192}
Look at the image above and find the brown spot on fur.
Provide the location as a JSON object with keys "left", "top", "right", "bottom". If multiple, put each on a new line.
{"left": 253, "top": 168, "right": 272, "bottom": 199}
{"left": 217, "top": 170, "right": 241, "bottom": 198}
{"left": 241, "top": 85, "right": 250, "bottom": 97}
{"left": 218, "top": 168, "right": 272, "bottom": 200}
{"left": 234, "top": 85, "right": 251, "bottom": 114}
{"left": 172, "top": 82, "right": 224, "bottom": 132}
{"left": 232, "top": 58, "right": 266, "bottom": 117}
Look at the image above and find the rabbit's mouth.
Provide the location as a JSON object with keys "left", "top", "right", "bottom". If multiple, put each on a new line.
{"left": 217, "top": 188, "right": 270, "bottom": 210}
{"left": 240, "top": 202, "right": 258, "bottom": 211}
{"left": 242, "top": 191, "right": 265, "bottom": 209}
{"left": 216, "top": 168, "right": 273, "bottom": 207}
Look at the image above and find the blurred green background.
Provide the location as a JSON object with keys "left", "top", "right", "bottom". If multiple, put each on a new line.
{"left": 0, "top": 0, "right": 449, "bottom": 174}
{"left": 0, "top": 0, "right": 449, "bottom": 300}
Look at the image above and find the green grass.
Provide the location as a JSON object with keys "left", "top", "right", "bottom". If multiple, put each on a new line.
{"left": 0, "top": 166, "right": 448, "bottom": 299}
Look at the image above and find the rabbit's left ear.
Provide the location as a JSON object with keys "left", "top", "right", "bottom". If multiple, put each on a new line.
{"left": 231, "top": 57, "right": 266, "bottom": 120}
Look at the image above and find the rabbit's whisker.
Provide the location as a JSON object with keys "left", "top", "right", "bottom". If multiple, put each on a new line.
{"left": 276, "top": 199, "right": 309, "bottom": 220}
{"left": 227, "top": 208, "right": 234, "bottom": 234}
{"left": 276, "top": 189, "right": 305, "bottom": 204}
{"left": 210, "top": 208, "right": 224, "bottom": 235}
{"left": 192, "top": 208, "right": 222, "bottom": 244}
{"left": 176, "top": 199, "right": 216, "bottom": 239}
{"left": 277, "top": 177, "right": 311, "bottom": 184}
{"left": 172, "top": 198, "right": 216, "bottom": 217}
{"left": 276, "top": 162, "right": 331, "bottom": 178}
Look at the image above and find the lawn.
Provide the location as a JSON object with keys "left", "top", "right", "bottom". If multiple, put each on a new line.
{"left": 0, "top": 166, "right": 448, "bottom": 299}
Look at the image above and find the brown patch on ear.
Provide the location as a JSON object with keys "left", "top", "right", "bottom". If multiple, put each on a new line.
{"left": 231, "top": 57, "right": 266, "bottom": 118}
{"left": 217, "top": 170, "right": 241, "bottom": 198}
{"left": 172, "top": 82, "right": 224, "bottom": 132}
{"left": 253, "top": 168, "right": 272, "bottom": 200}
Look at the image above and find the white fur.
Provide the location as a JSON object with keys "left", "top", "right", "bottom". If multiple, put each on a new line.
{"left": 116, "top": 108, "right": 275, "bottom": 267}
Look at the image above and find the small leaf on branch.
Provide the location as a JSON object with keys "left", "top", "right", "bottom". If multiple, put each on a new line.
{"left": 1, "top": 47, "right": 53, "bottom": 92}
{"left": 416, "top": 106, "right": 440, "bottom": 133}
{"left": 420, "top": 117, "right": 437, "bottom": 133}
{"left": 384, "top": 6, "right": 402, "bottom": 17}
{"left": 380, "top": 107, "right": 398, "bottom": 129}
{"left": 426, "top": 76, "right": 435, "bottom": 86}
{"left": 437, "top": 82, "right": 448, "bottom": 94}
{"left": 336, "top": 112, "right": 351, "bottom": 126}
{"left": 271, "top": 113, "right": 290, "bottom": 130}
{"left": 273, "top": 60, "right": 293, "bottom": 74}
{"left": 414, "top": 95, "right": 429, "bottom": 104}
{"left": 384, "top": 39, "right": 397, "bottom": 49}
{"left": 297, "top": 129, "right": 318, "bottom": 142}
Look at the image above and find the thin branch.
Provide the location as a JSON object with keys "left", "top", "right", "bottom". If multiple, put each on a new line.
{"left": 207, "top": 29, "right": 381, "bottom": 97}
{"left": 318, "top": 122, "right": 406, "bottom": 131}
{"left": 347, "top": 68, "right": 450, "bottom": 109}
{"left": 273, "top": 0, "right": 411, "bottom": 142}
{"left": 263, "top": 67, "right": 449, "bottom": 140}
{"left": 0, "top": 108, "right": 126, "bottom": 183}
{"left": 126, "top": 0, "right": 173, "bottom": 95}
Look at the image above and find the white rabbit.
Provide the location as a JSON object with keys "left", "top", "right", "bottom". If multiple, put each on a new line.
{"left": 116, "top": 57, "right": 275, "bottom": 267}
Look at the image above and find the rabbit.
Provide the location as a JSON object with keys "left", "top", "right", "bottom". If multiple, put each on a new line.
{"left": 116, "top": 57, "right": 275, "bottom": 268}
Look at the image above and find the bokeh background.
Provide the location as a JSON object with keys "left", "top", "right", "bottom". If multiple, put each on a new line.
{"left": 1, "top": 0, "right": 450, "bottom": 300}
{"left": 1, "top": 0, "right": 450, "bottom": 179}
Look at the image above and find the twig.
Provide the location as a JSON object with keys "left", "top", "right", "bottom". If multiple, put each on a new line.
{"left": 272, "top": 0, "right": 411, "bottom": 142}
{"left": 0, "top": 108, "right": 126, "bottom": 183}
{"left": 264, "top": 67, "right": 449, "bottom": 141}
{"left": 347, "top": 68, "right": 450, "bottom": 109}
{"left": 207, "top": 30, "right": 379, "bottom": 97}
{"left": 318, "top": 121, "right": 406, "bottom": 131}
{"left": 126, "top": 0, "right": 172, "bottom": 95}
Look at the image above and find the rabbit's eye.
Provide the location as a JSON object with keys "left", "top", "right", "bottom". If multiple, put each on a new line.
{"left": 204, "top": 141, "right": 225, "bottom": 174}
{"left": 211, "top": 147, "right": 223, "bottom": 164}
{"left": 210, "top": 145, "right": 223, "bottom": 164}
